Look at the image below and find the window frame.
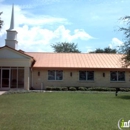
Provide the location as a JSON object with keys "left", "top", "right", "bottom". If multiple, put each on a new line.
{"left": 48, "top": 70, "right": 63, "bottom": 81}
{"left": 110, "top": 71, "right": 125, "bottom": 82}
{"left": 79, "top": 71, "right": 94, "bottom": 81}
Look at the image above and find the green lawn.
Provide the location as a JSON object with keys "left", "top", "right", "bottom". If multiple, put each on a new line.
{"left": 0, "top": 92, "right": 130, "bottom": 130}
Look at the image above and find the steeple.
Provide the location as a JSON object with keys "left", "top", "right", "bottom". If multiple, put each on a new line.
{"left": 5, "top": 5, "right": 18, "bottom": 49}
{"left": 9, "top": 4, "right": 14, "bottom": 30}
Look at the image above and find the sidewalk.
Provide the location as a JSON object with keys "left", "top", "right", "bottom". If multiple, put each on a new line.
{"left": 0, "top": 91, "right": 6, "bottom": 95}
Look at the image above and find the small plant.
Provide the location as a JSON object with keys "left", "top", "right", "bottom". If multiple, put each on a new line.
{"left": 87, "top": 87, "right": 116, "bottom": 91}
{"left": 30, "top": 87, "right": 35, "bottom": 90}
{"left": 69, "top": 87, "right": 77, "bottom": 91}
{"left": 78, "top": 87, "right": 87, "bottom": 91}
{"left": 46, "top": 87, "right": 52, "bottom": 91}
{"left": 55, "top": 87, "right": 61, "bottom": 91}
{"left": 61, "top": 87, "right": 68, "bottom": 91}
{"left": 51, "top": 87, "right": 61, "bottom": 91}
{"left": 51, "top": 87, "right": 56, "bottom": 91}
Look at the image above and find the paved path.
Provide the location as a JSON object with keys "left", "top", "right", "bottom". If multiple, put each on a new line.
{"left": 0, "top": 91, "right": 6, "bottom": 95}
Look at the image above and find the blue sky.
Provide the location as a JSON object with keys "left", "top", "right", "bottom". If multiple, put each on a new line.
{"left": 0, "top": 0, "right": 129, "bottom": 52}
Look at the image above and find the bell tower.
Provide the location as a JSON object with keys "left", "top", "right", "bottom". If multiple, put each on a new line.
{"left": 5, "top": 5, "right": 18, "bottom": 49}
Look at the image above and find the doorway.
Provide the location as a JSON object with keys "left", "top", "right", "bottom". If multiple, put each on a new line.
{"left": 2, "top": 69, "right": 10, "bottom": 88}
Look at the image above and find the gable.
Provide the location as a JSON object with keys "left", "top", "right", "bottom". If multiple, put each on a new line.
{"left": 0, "top": 47, "right": 30, "bottom": 59}
{"left": 0, "top": 46, "right": 35, "bottom": 67}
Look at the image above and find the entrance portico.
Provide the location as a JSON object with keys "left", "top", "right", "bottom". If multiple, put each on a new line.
{"left": 0, "top": 67, "right": 24, "bottom": 90}
{"left": 0, "top": 46, "right": 35, "bottom": 90}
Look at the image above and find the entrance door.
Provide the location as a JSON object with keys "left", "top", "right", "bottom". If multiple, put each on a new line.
{"left": 2, "top": 69, "right": 10, "bottom": 88}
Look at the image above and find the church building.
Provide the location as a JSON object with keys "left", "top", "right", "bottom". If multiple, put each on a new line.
{"left": 0, "top": 6, "right": 130, "bottom": 90}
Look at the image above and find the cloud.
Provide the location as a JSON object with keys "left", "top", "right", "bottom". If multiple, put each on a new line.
{"left": 109, "top": 38, "right": 123, "bottom": 49}
{"left": 54, "top": 25, "right": 93, "bottom": 42}
{"left": 0, "top": 3, "right": 93, "bottom": 52}
{"left": 16, "top": 25, "right": 93, "bottom": 52}
{"left": 86, "top": 46, "right": 94, "bottom": 53}
{"left": 17, "top": 15, "right": 69, "bottom": 27}
{"left": 0, "top": 4, "right": 69, "bottom": 31}
{"left": 20, "top": 0, "right": 61, "bottom": 9}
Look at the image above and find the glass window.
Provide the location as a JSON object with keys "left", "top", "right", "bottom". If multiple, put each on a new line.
{"left": 79, "top": 71, "right": 86, "bottom": 80}
{"left": 118, "top": 71, "right": 125, "bottom": 81}
{"left": 79, "top": 71, "right": 94, "bottom": 81}
{"left": 110, "top": 71, "right": 125, "bottom": 81}
{"left": 48, "top": 70, "right": 55, "bottom": 80}
{"left": 11, "top": 69, "right": 17, "bottom": 88}
{"left": 87, "top": 71, "right": 94, "bottom": 80}
{"left": 110, "top": 71, "right": 117, "bottom": 81}
{"left": 56, "top": 70, "right": 63, "bottom": 80}
{"left": 18, "top": 69, "right": 24, "bottom": 88}
{"left": 48, "top": 70, "right": 63, "bottom": 80}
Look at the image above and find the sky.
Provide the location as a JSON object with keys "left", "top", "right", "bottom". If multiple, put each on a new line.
{"left": 0, "top": 0, "right": 129, "bottom": 52}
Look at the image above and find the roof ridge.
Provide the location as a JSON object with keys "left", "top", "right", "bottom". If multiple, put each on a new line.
{"left": 26, "top": 52, "right": 123, "bottom": 55}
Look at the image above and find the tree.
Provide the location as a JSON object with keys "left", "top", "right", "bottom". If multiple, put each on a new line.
{"left": 118, "top": 16, "right": 130, "bottom": 66}
{"left": 0, "top": 12, "right": 3, "bottom": 29}
{"left": 90, "top": 47, "right": 117, "bottom": 53}
{"left": 51, "top": 42, "right": 81, "bottom": 53}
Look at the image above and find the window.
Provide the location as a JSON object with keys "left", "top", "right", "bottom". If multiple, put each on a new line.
{"left": 110, "top": 71, "right": 125, "bottom": 81}
{"left": 48, "top": 70, "right": 63, "bottom": 80}
{"left": 79, "top": 71, "right": 94, "bottom": 81}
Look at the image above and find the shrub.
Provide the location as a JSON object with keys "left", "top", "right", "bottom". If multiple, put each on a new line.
{"left": 87, "top": 87, "right": 116, "bottom": 91}
{"left": 51, "top": 87, "right": 56, "bottom": 91}
{"left": 69, "top": 87, "right": 77, "bottom": 91}
{"left": 46, "top": 87, "right": 52, "bottom": 91}
{"left": 30, "top": 87, "right": 35, "bottom": 90}
{"left": 51, "top": 87, "right": 61, "bottom": 91}
{"left": 120, "top": 88, "right": 130, "bottom": 92}
{"left": 78, "top": 87, "right": 87, "bottom": 91}
{"left": 61, "top": 87, "right": 68, "bottom": 91}
{"left": 55, "top": 87, "right": 61, "bottom": 91}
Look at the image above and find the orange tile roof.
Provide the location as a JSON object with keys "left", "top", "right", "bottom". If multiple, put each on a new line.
{"left": 26, "top": 52, "right": 126, "bottom": 69}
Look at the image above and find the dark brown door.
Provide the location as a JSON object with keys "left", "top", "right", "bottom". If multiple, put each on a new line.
{"left": 2, "top": 69, "right": 10, "bottom": 88}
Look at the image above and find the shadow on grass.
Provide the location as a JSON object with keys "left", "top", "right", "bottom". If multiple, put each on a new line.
{"left": 118, "top": 95, "right": 130, "bottom": 100}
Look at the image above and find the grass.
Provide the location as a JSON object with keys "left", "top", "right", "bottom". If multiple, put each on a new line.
{"left": 0, "top": 92, "right": 130, "bottom": 130}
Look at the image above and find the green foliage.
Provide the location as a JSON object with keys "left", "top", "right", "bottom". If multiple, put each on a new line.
{"left": 46, "top": 87, "right": 52, "bottom": 91}
{"left": 78, "top": 87, "right": 87, "bottom": 91}
{"left": 119, "top": 16, "right": 130, "bottom": 66}
{"left": 90, "top": 47, "right": 117, "bottom": 53}
{"left": 61, "top": 87, "right": 68, "bottom": 91}
{"left": 0, "top": 12, "right": 3, "bottom": 29}
{"left": 51, "top": 42, "right": 81, "bottom": 53}
{"left": 44, "top": 86, "right": 130, "bottom": 92}
{"left": 69, "top": 87, "right": 77, "bottom": 91}
{"left": 87, "top": 87, "right": 116, "bottom": 91}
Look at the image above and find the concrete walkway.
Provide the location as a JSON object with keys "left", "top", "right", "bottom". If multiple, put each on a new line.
{"left": 0, "top": 91, "right": 6, "bottom": 95}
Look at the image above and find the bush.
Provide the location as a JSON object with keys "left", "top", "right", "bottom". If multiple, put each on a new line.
{"left": 69, "top": 87, "right": 77, "bottom": 91}
{"left": 61, "top": 87, "right": 68, "bottom": 91}
{"left": 30, "top": 87, "right": 35, "bottom": 90}
{"left": 78, "top": 87, "right": 87, "bottom": 91}
{"left": 87, "top": 87, "right": 116, "bottom": 91}
{"left": 55, "top": 87, "right": 61, "bottom": 91}
{"left": 51, "top": 87, "right": 61, "bottom": 91}
{"left": 120, "top": 88, "right": 130, "bottom": 92}
{"left": 46, "top": 87, "right": 52, "bottom": 91}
